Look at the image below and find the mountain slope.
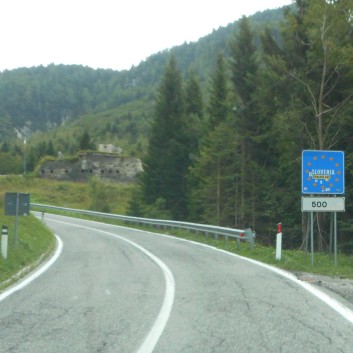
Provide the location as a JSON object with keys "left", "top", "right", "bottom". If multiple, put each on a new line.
{"left": 0, "top": 6, "right": 287, "bottom": 147}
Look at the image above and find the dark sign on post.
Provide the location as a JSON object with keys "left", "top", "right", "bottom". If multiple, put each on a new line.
{"left": 5, "top": 193, "right": 30, "bottom": 216}
{"left": 4, "top": 192, "right": 30, "bottom": 248}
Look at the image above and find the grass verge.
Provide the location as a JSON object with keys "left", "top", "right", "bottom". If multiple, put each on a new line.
{"left": 158, "top": 228, "right": 353, "bottom": 279}
{"left": 0, "top": 214, "right": 56, "bottom": 291}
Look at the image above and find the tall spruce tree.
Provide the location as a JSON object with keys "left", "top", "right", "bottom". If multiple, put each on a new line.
{"left": 189, "top": 53, "right": 236, "bottom": 226}
{"left": 207, "top": 53, "right": 229, "bottom": 130}
{"left": 229, "top": 16, "right": 260, "bottom": 230}
{"left": 141, "top": 55, "right": 192, "bottom": 220}
{"left": 189, "top": 122, "right": 239, "bottom": 226}
{"left": 184, "top": 70, "right": 204, "bottom": 162}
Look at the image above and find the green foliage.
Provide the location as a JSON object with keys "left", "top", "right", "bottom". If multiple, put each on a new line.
{"left": 0, "top": 151, "right": 22, "bottom": 174}
{"left": 189, "top": 122, "right": 240, "bottom": 226}
{"left": 79, "top": 130, "right": 94, "bottom": 151}
{"left": 88, "top": 177, "right": 111, "bottom": 213}
{"left": 143, "top": 198, "right": 173, "bottom": 220}
{"left": 188, "top": 53, "right": 235, "bottom": 226}
{"left": 141, "top": 56, "right": 196, "bottom": 220}
{"left": 184, "top": 71, "right": 204, "bottom": 159}
{"left": 207, "top": 53, "right": 230, "bottom": 129}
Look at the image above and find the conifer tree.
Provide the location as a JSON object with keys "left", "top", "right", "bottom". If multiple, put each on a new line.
{"left": 229, "top": 16, "right": 260, "bottom": 230}
{"left": 188, "top": 53, "right": 236, "bottom": 226}
{"left": 141, "top": 55, "right": 192, "bottom": 220}
{"left": 207, "top": 53, "right": 229, "bottom": 130}
{"left": 184, "top": 70, "right": 204, "bottom": 162}
{"left": 79, "top": 130, "right": 94, "bottom": 150}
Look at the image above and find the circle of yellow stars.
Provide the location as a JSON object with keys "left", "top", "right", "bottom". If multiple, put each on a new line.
{"left": 305, "top": 153, "right": 342, "bottom": 190}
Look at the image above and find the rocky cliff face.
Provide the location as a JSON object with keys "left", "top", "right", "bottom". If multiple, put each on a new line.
{"left": 39, "top": 152, "right": 143, "bottom": 183}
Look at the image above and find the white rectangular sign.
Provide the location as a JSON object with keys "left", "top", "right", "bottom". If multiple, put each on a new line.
{"left": 301, "top": 197, "right": 345, "bottom": 212}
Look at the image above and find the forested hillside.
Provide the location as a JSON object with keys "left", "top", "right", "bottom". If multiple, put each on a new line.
{"left": 0, "top": 6, "right": 285, "bottom": 150}
{"left": 135, "top": 0, "right": 353, "bottom": 250}
{"left": 1, "top": 1, "right": 353, "bottom": 252}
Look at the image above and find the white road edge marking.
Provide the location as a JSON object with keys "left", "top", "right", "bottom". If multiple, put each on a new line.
{"left": 45, "top": 218, "right": 175, "bottom": 353}
{"left": 49, "top": 215, "right": 353, "bottom": 326}
{"left": 178, "top": 237, "right": 353, "bottom": 326}
{"left": 0, "top": 234, "right": 63, "bottom": 302}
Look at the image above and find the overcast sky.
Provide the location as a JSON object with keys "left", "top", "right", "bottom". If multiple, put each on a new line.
{"left": 0, "top": 0, "right": 292, "bottom": 72}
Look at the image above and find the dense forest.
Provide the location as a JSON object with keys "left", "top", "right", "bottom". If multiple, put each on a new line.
{"left": 1, "top": 0, "right": 353, "bottom": 251}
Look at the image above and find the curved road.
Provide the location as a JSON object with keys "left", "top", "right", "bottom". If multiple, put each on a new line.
{"left": 1, "top": 214, "right": 353, "bottom": 353}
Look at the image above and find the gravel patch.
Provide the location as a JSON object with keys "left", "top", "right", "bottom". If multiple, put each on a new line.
{"left": 294, "top": 272, "right": 353, "bottom": 305}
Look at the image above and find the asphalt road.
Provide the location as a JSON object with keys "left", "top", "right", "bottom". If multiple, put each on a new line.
{"left": 1, "top": 214, "right": 353, "bottom": 353}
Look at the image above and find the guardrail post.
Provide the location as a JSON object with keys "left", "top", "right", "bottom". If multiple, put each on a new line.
{"left": 243, "top": 228, "right": 256, "bottom": 250}
{"left": 248, "top": 233, "right": 256, "bottom": 250}
{"left": 236, "top": 238, "right": 240, "bottom": 248}
{"left": 224, "top": 235, "right": 228, "bottom": 247}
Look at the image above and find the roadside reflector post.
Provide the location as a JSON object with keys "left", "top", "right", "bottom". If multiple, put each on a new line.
{"left": 1, "top": 225, "right": 8, "bottom": 260}
{"left": 276, "top": 223, "right": 282, "bottom": 261}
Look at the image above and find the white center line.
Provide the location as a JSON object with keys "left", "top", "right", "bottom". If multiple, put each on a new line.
{"left": 47, "top": 218, "right": 175, "bottom": 353}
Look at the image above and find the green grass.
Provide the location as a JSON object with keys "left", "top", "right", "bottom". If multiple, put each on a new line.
{"left": 0, "top": 174, "right": 136, "bottom": 213}
{"left": 158, "top": 229, "right": 353, "bottom": 279}
{"left": 0, "top": 214, "right": 55, "bottom": 290}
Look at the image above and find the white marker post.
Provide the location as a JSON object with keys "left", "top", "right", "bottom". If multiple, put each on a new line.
{"left": 1, "top": 226, "right": 8, "bottom": 260}
{"left": 276, "top": 223, "right": 282, "bottom": 261}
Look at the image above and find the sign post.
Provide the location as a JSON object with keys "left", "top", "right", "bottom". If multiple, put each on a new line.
{"left": 301, "top": 150, "right": 345, "bottom": 265}
{"left": 5, "top": 193, "right": 30, "bottom": 248}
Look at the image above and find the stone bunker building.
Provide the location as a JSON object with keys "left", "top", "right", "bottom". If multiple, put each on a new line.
{"left": 39, "top": 152, "right": 143, "bottom": 183}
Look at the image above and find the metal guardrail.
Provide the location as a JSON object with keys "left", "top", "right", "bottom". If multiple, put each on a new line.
{"left": 31, "top": 203, "right": 255, "bottom": 246}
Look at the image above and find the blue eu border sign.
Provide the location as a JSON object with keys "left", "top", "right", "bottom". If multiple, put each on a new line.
{"left": 302, "top": 150, "right": 345, "bottom": 195}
